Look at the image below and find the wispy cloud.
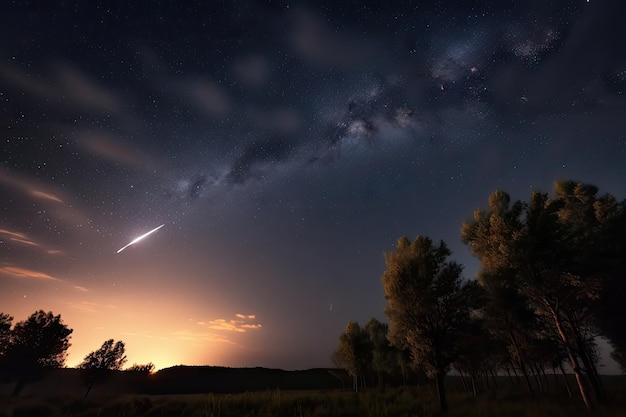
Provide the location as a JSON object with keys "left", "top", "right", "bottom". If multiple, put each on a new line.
{"left": 0, "top": 172, "right": 65, "bottom": 205}
{"left": 0, "top": 229, "right": 29, "bottom": 240}
{"left": 10, "top": 237, "right": 40, "bottom": 247}
{"left": 0, "top": 61, "right": 123, "bottom": 114}
{"left": 173, "top": 330, "right": 239, "bottom": 346}
{"left": 0, "top": 266, "right": 60, "bottom": 281}
{"left": 241, "top": 324, "right": 263, "bottom": 330}
{"left": 0, "top": 228, "right": 64, "bottom": 256}
{"left": 30, "top": 190, "right": 64, "bottom": 203}
{"left": 54, "top": 62, "right": 122, "bottom": 113}
{"left": 204, "top": 319, "right": 246, "bottom": 333}
{"left": 73, "top": 129, "right": 148, "bottom": 168}
{"left": 177, "top": 77, "right": 232, "bottom": 119}
{"left": 67, "top": 301, "right": 98, "bottom": 313}
{"left": 0, "top": 262, "right": 88, "bottom": 292}
{"left": 0, "top": 229, "right": 40, "bottom": 248}
{"left": 198, "top": 314, "right": 262, "bottom": 333}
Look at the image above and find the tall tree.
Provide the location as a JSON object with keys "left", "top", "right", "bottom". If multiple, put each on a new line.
{"left": 335, "top": 321, "right": 372, "bottom": 392}
{"left": 79, "top": 339, "right": 127, "bottom": 398}
{"left": 473, "top": 269, "right": 542, "bottom": 396}
{"left": 382, "top": 235, "right": 475, "bottom": 414}
{"left": 0, "top": 312, "right": 13, "bottom": 383}
{"left": 461, "top": 183, "right": 623, "bottom": 409}
{"left": 364, "top": 318, "right": 396, "bottom": 389}
{"left": 0, "top": 312, "right": 11, "bottom": 354}
{"left": 582, "top": 190, "right": 626, "bottom": 374}
{"left": 2, "top": 310, "right": 72, "bottom": 396}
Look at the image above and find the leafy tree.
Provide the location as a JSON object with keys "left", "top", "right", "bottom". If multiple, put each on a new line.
{"left": 584, "top": 191, "right": 626, "bottom": 374}
{"left": 0, "top": 312, "right": 13, "bottom": 383}
{"left": 461, "top": 183, "right": 622, "bottom": 409}
{"left": 473, "top": 269, "right": 543, "bottom": 395}
{"left": 454, "top": 311, "right": 511, "bottom": 397}
{"left": 382, "top": 235, "right": 475, "bottom": 414}
{"left": 364, "top": 318, "right": 396, "bottom": 389}
{"left": 335, "top": 321, "right": 372, "bottom": 392}
{"left": 79, "top": 339, "right": 127, "bottom": 398}
{"left": 0, "top": 312, "right": 11, "bottom": 354}
{"left": 126, "top": 362, "right": 155, "bottom": 373}
{"left": 2, "top": 310, "right": 72, "bottom": 396}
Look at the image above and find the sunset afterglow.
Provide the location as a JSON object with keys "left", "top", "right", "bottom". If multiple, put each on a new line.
{"left": 1, "top": 1, "right": 625, "bottom": 373}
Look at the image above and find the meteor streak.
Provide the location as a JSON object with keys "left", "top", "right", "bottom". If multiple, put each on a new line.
{"left": 116, "top": 224, "right": 165, "bottom": 253}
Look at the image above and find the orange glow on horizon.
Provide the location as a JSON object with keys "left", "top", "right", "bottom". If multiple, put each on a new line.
{"left": 17, "top": 289, "right": 260, "bottom": 371}
{"left": 1, "top": 256, "right": 263, "bottom": 371}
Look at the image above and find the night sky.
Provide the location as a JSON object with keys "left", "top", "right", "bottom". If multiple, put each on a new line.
{"left": 1, "top": 1, "right": 625, "bottom": 372}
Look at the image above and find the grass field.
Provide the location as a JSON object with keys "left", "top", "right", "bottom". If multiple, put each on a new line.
{"left": 1, "top": 375, "right": 625, "bottom": 417}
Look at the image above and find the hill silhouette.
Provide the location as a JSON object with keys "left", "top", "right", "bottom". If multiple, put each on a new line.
{"left": 0, "top": 366, "right": 356, "bottom": 397}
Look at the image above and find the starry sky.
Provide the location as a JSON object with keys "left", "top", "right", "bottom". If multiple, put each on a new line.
{"left": 1, "top": 1, "right": 625, "bottom": 372}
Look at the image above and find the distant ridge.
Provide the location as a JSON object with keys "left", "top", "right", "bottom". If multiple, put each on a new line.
{"left": 150, "top": 366, "right": 348, "bottom": 394}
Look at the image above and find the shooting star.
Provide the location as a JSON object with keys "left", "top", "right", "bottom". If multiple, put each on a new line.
{"left": 116, "top": 224, "right": 165, "bottom": 253}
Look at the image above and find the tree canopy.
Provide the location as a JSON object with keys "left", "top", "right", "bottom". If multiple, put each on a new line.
{"left": 461, "top": 181, "right": 626, "bottom": 409}
{"left": 0, "top": 310, "right": 72, "bottom": 396}
{"left": 382, "top": 235, "right": 476, "bottom": 414}
{"left": 79, "top": 339, "right": 127, "bottom": 397}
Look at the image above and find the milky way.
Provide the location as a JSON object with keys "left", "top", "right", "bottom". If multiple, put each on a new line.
{"left": 1, "top": 1, "right": 625, "bottom": 371}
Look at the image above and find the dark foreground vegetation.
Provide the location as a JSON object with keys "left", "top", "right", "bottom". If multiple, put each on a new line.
{"left": 334, "top": 181, "right": 626, "bottom": 414}
{"left": 1, "top": 373, "right": 625, "bottom": 417}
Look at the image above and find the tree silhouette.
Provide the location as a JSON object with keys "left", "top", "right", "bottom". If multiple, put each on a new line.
{"left": 0, "top": 312, "right": 13, "bottom": 383}
{"left": 461, "top": 183, "right": 623, "bottom": 409}
{"left": 364, "top": 318, "right": 396, "bottom": 389}
{"left": 382, "top": 235, "right": 475, "bottom": 414}
{"left": 0, "top": 312, "right": 11, "bottom": 352}
{"left": 334, "top": 321, "right": 372, "bottom": 392}
{"left": 473, "top": 269, "right": 542, "bottom": 395}
{"left": 79, "top": 339, "right": 127, "bottom": 398}
{"left": 126, "top": 362, "right": 155, "bottom": 373}
{"left": 582, "top": 189, "right": 626, "bottom": 375}
{"left": 2, "top": 310, "right": 72, "bottom": 396}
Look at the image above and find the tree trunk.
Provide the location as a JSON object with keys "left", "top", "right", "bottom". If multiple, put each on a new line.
{"left": 84, "top": 381, "right": 94, "bottom": 398}
{"left": 510, "top": 363, "right": 521, "bottom": 385}
{"left": 532, "top": 365, "right": 544, "bottom": 394}
{"left": 510, "top": 335, "right": 534, "bottom": 395}
{"left": 559, "top": 363, "right": 573, "bottom": 398}
{"left": 520, "top": 362, "right": 534, "bottom": 396}
{"left": 577, "top": 339, "right": 605, "bottom": 402}
{"left": 505, "top": 366, "right": 514, "bottom": 385}
{"left": 435, "top": 372, "right": 448, "bottom": 414}
{"left": 539, "top": 366, "right": 550, "bottom": 392}
{"left": 457, "top": 368, "right": 469, "bottom": 393}
{"left": 471, "top": 374, "right": 477, "bottom": 397}
{"left": 490, "top": 369, "right": 498, "bottom": 389}
{"left": 551, "top": 309, "right": 592, "bottom": 410}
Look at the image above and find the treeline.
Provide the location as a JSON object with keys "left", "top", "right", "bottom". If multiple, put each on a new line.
{"left": 0, "top": 310, "right": 153, "bottom": 397}
{"left": 333, "top": 180, "right": 626, "bottom": 413}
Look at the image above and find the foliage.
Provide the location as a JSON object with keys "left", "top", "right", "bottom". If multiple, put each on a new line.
{"left": 79, "top": 339, "right": 127, "bottom": 398}
{"left": 364, "top": 317, "right": 399, "bottom": 387}
{"left": 0, "top": 312, "right": 12, "bottom": 356}
{"left": 126, "top": 362, "right": 155, "bottom": 373}
{"left": 2, "top": 377, "right": 626, "bottom": 417}
{"left": 0, "top": 310, "right": 72, "bottom": 396}
{"left": 382, "top": 235, "right": 476, "bottom": 414}
{"left": 461, "top": 181, "right": 626, "bottom": 409}
{"left": 334, "top": 321, "right": 372, "bottom": 391}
